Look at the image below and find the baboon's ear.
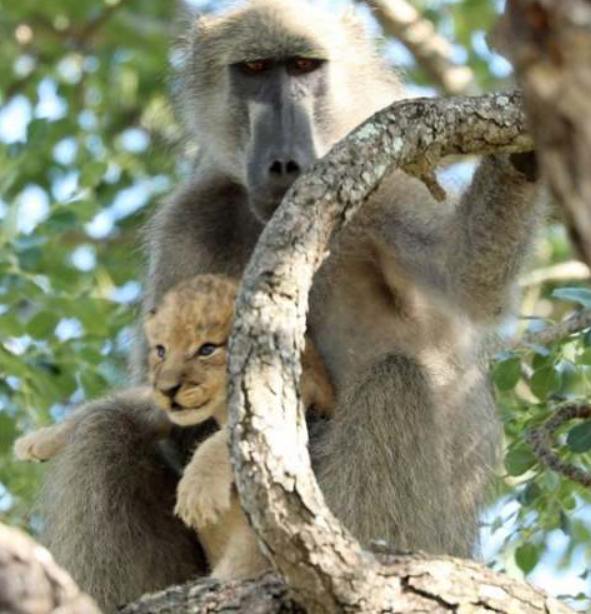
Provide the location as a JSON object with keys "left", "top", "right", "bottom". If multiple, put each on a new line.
{"left": 194, "top": 13, "right": 223, "bottom": 36}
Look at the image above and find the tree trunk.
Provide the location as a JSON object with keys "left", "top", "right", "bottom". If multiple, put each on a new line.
{"left": 498, "top": 0, "right": 591, "bottom": 265}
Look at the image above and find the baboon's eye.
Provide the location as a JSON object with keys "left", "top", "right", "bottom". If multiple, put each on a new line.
{"left": 289, "top": 57, "right": 323, "bottom": 75}
{"left": 195, "top": 343, "right": 219, "bottom": 358}
{"left": 155, "top": 345, "right": 166, "bottom": 359}
{"left": 238, "top": 59, "right": 273, "bottom": 75}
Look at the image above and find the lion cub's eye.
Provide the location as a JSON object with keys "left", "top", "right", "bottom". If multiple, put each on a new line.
{"left": 155, "top": 345, "right": 166, "bottom": 359}
{"left": 195, "top": 343, "right": 219, "bottom": 358}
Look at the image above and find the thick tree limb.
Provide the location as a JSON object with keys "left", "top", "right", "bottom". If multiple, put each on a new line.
{"left": 122, "top": 554, "right": 570, "bottom": 614}
{"left": 499, "top": 0, "right": 591, "bottom": 266}
{"left": 363, "top": 0, "right": 476, "bottom": 94}
{"left": 526, "top": 402, "right": 591, "bottom": 488}
{"left": 222, "top": 91, "right": 564, "bottom": 613}
{"left": 0, "top": 522, "right": 99, "bottom": 614}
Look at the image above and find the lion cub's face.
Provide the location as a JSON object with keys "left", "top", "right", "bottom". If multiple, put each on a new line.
{"left": 144, "top": 275, "right": 237, "bottom": 427}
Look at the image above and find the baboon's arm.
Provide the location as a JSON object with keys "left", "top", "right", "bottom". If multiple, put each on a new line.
{"left": 447, "top": 153, "right": 539, "bottom": 321}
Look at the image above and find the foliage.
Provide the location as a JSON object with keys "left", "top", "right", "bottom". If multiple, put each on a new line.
{"left": 0, "top": 0, "right": 589, "bottom": 609}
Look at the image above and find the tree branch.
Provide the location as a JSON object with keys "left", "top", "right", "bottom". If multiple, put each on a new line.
{"left": 122, "top": 554, "right": 571, "bottom": 613}
{"left": 224, "top": 91, "right": 554, "bottom": 613}
{"left": 0, "top": 523, "right": 99, "bottom": 614}
{"left": 519, "top": 260, "right": 590, "bottom": 287}
{"left": 526, "top": 402, "right": 591, "bottom": 488}
{"left": 521, "top": 309, "right": 591, "bottom": 347}
{"left": 363, "top": 0, "right": 476, "bottom": 95}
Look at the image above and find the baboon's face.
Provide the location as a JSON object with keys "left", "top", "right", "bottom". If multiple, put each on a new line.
{"left": 230, "top": 56, "right": 328, "bottom": 221}
{"left": 188, "top": 1, "right": 397, "bottom": 222}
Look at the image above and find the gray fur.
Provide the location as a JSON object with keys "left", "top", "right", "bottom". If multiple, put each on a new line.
{"left": 39, "top": 389, "right": 206, "bottom": 610}
{"left": 39, "top": 1, "right": 540, "bottom": 610}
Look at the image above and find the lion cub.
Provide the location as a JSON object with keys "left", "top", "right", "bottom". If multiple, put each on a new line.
{"left": 16, "top": 274, "right": 334, "bottom": 581}
{"left": 145, "top": 274, "right": 334, "bottom": 580}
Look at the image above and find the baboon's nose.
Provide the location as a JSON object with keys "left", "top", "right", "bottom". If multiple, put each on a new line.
{"left": 268, "top": 159, "right": 301, "bottom": 177}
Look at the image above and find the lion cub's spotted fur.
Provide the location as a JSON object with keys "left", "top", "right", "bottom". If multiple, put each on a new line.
{"left": 16, "top": 273, "right": 334, "bottom": 581}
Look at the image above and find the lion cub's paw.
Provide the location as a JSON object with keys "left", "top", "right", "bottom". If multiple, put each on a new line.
{"left": 175, "top": 466, "right": 232, "bottom": 530}
{"left": 14, "top": 426, "right": 68, "bottom": 462}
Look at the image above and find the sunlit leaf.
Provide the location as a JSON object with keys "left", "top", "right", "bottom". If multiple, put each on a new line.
{"left": 515, "top": 543, "right": 539, "bottom": 574}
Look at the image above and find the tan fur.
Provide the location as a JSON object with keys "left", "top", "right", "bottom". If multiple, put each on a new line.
{"left": 14, "top": 423, "right": 73, "bottom": 462}
{"left": 144, "top": 274, "right": 334, "bottom": 579}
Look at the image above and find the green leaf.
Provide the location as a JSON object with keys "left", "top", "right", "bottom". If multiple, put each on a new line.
{"left": 560, "top": 510, "right": 571, "bottom": 535}
{"left": 493, "top": 356, "right": 522, "bottom": 391}
{"left": 45, "top": 209, "right": 78, "bottom": 232}
{"left": 80, "top": 161, "right": 107, "bottom": 187}
{"left": 552, "top": 287, "right": 591, "bottom": 308}
{"left": 566, "top": 421, "right": 591, "bottom": 453}
{"left": 0, "top": 412, "right": 18, "bottom": 454}
{"left": 26, "top": 118, "right": 49, "bottom": 144}
{"left": 518, "top": 482, "right": 541, "bottom": 506}
{"left": 515, "top": 543, "right": 539, "bottom": 574}
{"left": 579, "top": 348, "right": 591, "bottom": 365}
{"left": 505, "top": 445, "right": 536, "bottom": 477}
{"left": 26, "top": 311, "right": 60, "bottom": 339}
{"left": 529, "top": 366, "right": 561, "bottom": 400}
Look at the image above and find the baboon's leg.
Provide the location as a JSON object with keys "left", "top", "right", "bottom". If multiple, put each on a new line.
{"left": 39, "top": 392, "right": 206, "bottom": 612}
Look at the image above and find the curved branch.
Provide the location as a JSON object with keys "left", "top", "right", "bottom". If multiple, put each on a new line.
{"left": 526, "top": 402, "right": 591, "bottom": 488}
{"left": 226, "top": 91, "right": 538, "bottom": 613}
{"left": 364, "top": 0, "right": 476, "bottom": 95}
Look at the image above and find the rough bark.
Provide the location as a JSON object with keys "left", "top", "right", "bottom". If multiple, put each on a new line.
{"left": 0, "top": 522, "right": 99, "bottom": 614}
{"left": 223, "top": 91, "right": 558, "bottom": 613}
{"left": 122, "top": 555, "right": 570, "bottom": 613}
{"left": 499, "top": 0, "right": 591, "bottom": 265}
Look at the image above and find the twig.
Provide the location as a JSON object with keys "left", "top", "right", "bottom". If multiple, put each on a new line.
{"left": 519, "top": 260, "right": 590, "bottom": 287}
{"left": 520, "top": 309, "right": 591, "bottom": 347}
{"left": 526, "top": 402, "right": 591, "bottom": 488}
{"left": 363, "top": 0, "right": 476, "bottom": 95}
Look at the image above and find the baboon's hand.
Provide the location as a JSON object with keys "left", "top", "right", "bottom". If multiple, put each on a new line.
{"left": 14, "top": 426, "right": 69, "bottom": 461}
{"left": 509, "top": 151, "right": 538, "bottom": 182}
{"left": 175, "top": 454, "right": 233, "bottom": 529}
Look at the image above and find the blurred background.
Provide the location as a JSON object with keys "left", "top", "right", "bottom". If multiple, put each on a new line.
{"left": 1, "top": 0, "right": 590, "bottom": 609}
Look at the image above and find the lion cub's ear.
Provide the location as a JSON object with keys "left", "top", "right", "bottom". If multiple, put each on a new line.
{"left": 144, "top": 307, "right": 158, "bottom": 338}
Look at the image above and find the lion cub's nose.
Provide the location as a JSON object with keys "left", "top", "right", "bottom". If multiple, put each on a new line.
{"left": 161, "top": 383, "right": 181, "bottom": 401}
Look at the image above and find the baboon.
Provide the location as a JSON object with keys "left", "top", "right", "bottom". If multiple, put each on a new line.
{"left": 39, "top": 0, "right": 540, "bottom": 610}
